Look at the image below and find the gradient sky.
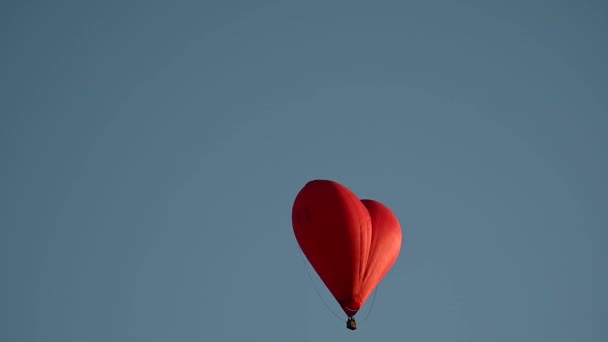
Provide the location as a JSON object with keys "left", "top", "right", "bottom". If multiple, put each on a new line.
{"left": 1, "top": 1, "right": 606, "bottom": 341}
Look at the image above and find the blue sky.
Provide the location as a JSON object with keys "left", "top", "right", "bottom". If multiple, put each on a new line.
{"left": 1, "top": 1, "right": 606, "bottom": 341}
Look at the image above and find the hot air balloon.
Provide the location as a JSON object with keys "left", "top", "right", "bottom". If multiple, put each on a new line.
{"left": 292, "top": 179, "right": 402, "bottom": 330}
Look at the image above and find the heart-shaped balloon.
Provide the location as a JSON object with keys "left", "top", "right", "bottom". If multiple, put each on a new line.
{"left": 292, "top": 180, "right": 402, "bottom": 318}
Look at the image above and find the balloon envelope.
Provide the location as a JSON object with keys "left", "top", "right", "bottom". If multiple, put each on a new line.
{"left": 292, "top": 180, "right": 402, "bottom": 317}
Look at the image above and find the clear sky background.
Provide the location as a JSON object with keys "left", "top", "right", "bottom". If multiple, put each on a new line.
{"left": 1, "top": 1, "right": 606, "bottom": 341}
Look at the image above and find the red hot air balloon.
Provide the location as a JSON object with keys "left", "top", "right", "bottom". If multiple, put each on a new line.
{"left": 292, "top": 180, "right": 402, "bottom": 330}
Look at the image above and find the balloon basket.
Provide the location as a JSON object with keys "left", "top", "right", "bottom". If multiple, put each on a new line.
{"left": 346, "top": 317, "right": 357, "bottom": 330}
